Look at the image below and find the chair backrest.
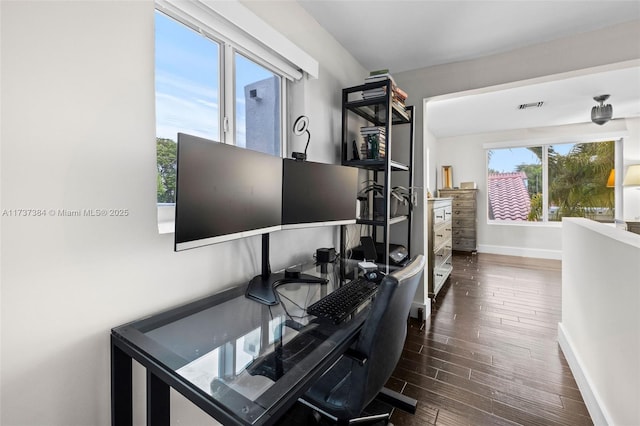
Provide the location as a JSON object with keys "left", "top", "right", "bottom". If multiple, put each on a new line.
{"left": 349, "top": 255, "right": 425, "bottom": 412}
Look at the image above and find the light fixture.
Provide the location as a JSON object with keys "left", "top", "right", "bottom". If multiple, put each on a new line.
{"left": 623, "top": 164, "right": 640, "bottom": 187}
{"left": 591, "top": 94, "right": 613, "bottom": 125}
{"left": 292, "top": 115, "right": 310, "bottom": 161}
{"left": 606, "top": 169, "right": 615, "bottom": 188}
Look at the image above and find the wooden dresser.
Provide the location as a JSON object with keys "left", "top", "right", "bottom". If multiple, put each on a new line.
{"left": 626, "top": 221, "right": 640, "bottom": 235}
{"left": 427, "top": 198, "right": 452, "bottom": 298}
{"left": 438, "top": 189, "right": 477, "bottom": 252}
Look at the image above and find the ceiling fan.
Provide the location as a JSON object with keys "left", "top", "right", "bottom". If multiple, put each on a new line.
{"left": 591, "top": 94, "right": 613, "bottom": 125}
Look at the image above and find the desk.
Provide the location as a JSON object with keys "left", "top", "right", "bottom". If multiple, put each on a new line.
{"left": 111, "top": 261, "right": 368, "bottom": 426}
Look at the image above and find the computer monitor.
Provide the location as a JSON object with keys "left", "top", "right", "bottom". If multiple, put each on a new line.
{"left": 247, "top": 159, "right": 358, "bottom": 305}
{"left": 174, "top": 133, "right": 283, "bottom": 251}
{"left": 282, "top": 158, "right": 358, "bottom": 229}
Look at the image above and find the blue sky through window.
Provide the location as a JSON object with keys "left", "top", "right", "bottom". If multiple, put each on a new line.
{"left": 155, "top": 11, "right": 278, "bottom": 148}
{"left": 489, "top": 143, "right": 575, "bottom": 173}
{"left": 489, "top": 148, "right": 540, "bottom": 173}
{"left": 155, "top": 11, "right": 220, "bottom": 142}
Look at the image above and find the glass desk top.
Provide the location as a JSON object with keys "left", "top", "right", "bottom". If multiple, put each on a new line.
{"left": 111, "top": 261, "right": 370, "bottom": 425}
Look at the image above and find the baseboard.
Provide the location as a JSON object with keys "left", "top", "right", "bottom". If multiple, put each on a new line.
{"left": 410, "top": 301, "right": 430, "bottom": 319}
{"left": 477, "top": 244, "right": 561, "bottom": 260}
{"left": 557, "top": 322, "right": 612, "bottom": 426}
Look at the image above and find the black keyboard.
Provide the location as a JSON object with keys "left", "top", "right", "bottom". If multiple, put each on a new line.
{"left": 307, "top": 278, "right": 378, "bottom": 323}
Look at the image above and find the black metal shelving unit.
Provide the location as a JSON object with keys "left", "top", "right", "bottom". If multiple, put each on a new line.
{"left": 340, "top": 79, "right": 415, "bottom": 273}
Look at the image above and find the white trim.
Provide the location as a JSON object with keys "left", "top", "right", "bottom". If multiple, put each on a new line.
{"left": 281, "top": 219, "right": 356, "bottom": 230}
{"left": 410, "top": 301, "right": 430, "bottom": 319}
{"left": 175, "top": 225, "right": 282, "bottom": 251}
{"left": 156, "top": 0, "right": 318, "bottom": 80}
{"left": 157, "top": 204, "right": 175, "bottom": 234}
{"left": 486, "top": 220, "right": 562, "bottom": 227}
{"left": 223, "top": 45, "right": 235, "bottom": 144}
{"left": 425, "top": 60, "right": 640, "bottom": 106}
{"left": 558, "top": 323, "right": 612, "bottom": 426}
{"left": 477, "top": 244, "right": 561, "bottom": 260}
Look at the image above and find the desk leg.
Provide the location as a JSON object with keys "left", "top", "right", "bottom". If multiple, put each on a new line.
{"left": 111, "top": 339, "right": 132, "bottom": 426}
{"left": 147, "top": 370, "right": 170, "bottom": 426}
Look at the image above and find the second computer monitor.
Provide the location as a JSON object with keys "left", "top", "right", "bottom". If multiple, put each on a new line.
{"left": 282, "top": 158, "right": 358, "bottom": 229}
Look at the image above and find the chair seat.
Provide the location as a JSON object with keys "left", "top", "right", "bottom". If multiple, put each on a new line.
{"left": 303, "top": 357, "right": 360, "bottom": 419}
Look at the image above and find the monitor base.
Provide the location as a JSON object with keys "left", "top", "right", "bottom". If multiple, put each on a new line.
{"left": 245, "top": 272, "right": 327, "bottom": 306}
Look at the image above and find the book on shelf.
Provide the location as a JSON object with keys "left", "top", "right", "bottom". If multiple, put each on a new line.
{"left": 361, "top": 125, "right": 386, "bottom": 134}
{"left": 369, "top": 69, "right": 390, "bottom": 76}
{"left": 360, "top": 136, "right": 386, "bottom": 155}
{"left": 361, "top": 78, "right": 409, "bottom": 108}
{"left": 365, "top": 74, "right": 395, "bottom": 85}
{"left": 359, "top": 126, "right": 386, "bottom": 160}
{"left": 393, "top": 100, "right": 407, "bottom": 113}
{"left": 394, "top": 87, "right": 408, "bottom": 101}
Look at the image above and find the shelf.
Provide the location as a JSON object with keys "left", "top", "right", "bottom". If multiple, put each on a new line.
{"left": 342, "top": 159, "right": 409, "bottom": 171}
{"left": 344, "top": 98, "right": 411, "bottom": 126}
{"left": 356, "top": 215, "right": 408, "bottom": 227}
{"left": 340, "top": 78, "right": 414, "bottom": 272}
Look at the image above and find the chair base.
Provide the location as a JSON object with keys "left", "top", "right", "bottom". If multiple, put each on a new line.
{"left": 298, "top": 386, "right": 416, "bottom": 425}
{"left": 376, "top": 387, "right": 417, "bottom": 414}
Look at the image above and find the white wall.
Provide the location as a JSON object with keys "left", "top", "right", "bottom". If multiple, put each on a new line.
{"left": 0, "top": 1, "right": 366, "bottom": 425}
{"left": 559, "top": 218, "right": 640, "bottom": 426}
{"left": 623, "top": 118, "right": 640, "bottom": 220}
{"left": 432, "top": 119, "right": 640, "bottom": 259}
{"left": 394, "top": 20, "right": 640, "bottom": 260}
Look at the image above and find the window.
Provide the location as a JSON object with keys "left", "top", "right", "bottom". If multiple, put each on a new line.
{"left": 155, "top": 11, "right": 285, "bottom": 205}
{"left": 155, "top": 11, "right": 220, "bottom": 204}
{"left": 153, "top": 1, "right": 318, "bottom": 232}
{"left": 487, "top": 140, "right": 615, "bottom": 223}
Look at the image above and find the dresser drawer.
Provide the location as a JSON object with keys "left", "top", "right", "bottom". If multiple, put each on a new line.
{"left": 433, "top": 222, "right": 451, "bottom": 250}
{"left": 434, "top": 245, "right": 451, "bottom": 269}
{"left": 433, "top": 262, "right": 453, "bottom": 293}
{"left": 433, "top": 206, "right": 447, "bottom": 224}
{"left": 441, "top": 190, "right": 475, "bottom": 200}
{"left": 452, "top": 228, "right": 475, "bottom": 239}
{"left": 444, "top": 205, "right": 453, "bottom": 221}
{"left": 453, "top": 238, "right": 476, "bottom": 252}
{"left": 453, "top": 209, "right": 475, "bottom": 220}
{"left": 453, "top": 217, "right": 475, "bottom": 228}
{"left": 452, "top": 199, "right": 476, "bottom": 209}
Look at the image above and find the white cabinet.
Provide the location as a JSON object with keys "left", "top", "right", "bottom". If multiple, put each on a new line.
{"left": 427, "top": 198, "right": 452, "bottom": 298}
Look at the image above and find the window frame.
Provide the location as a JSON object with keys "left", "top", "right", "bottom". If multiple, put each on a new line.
{"left": 155, "top": 4, "right": 296, "bottom": 233}
{"left": 485, "top": 138, "right": 621, "bottom": 225}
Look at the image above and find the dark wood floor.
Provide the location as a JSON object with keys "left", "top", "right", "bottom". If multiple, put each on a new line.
{"left": 388, "top": 252, "right": 592, "bottom": 426}
{"left": 279, "top": 252, "right": 592, "bottom": 425}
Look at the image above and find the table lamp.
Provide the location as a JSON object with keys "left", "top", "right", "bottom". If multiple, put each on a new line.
{"left": 624, "top": 165, "right": 640, "bottom": 228}
{"left": 623, "top": 165, "right": 640, "bottom": 187}
{"left": 606, "top": 169, "right": 615, "bottom": 188}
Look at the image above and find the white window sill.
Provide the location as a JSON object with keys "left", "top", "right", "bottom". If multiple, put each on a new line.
{"left": 158, "top": 203, "right": 175, "bottom": 234}
{"left": 487, "top": 220, "right": 563, "bottom": 228}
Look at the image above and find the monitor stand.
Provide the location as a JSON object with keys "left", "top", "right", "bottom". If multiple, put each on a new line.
{"left": 245, "top": 234, "right": 327, "bottom": 306}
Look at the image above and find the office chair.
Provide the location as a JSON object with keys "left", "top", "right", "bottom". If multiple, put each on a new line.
{"left": 299, "top": 255, "right": 426, "bottom": 425}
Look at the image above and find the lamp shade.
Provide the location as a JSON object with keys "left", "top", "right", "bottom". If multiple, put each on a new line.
{"left": 623, "top": 165, "right": 640, "bottom": 186}
{"left": 606, "top": 169, "right": 615, "bottom": 187}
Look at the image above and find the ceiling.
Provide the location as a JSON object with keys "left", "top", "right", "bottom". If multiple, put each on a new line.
{"left": 428, "top": 65, "right": 640, "bottom": 138}
{"left": 298, "top": 1, "right": 640, "bottom": 137}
